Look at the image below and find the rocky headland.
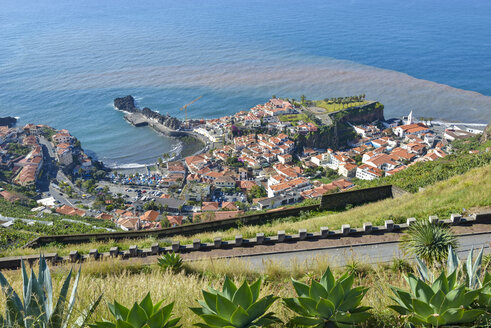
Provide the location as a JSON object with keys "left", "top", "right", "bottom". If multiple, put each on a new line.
{"left": 0, "top": 116, "right": 18, "bottom": 127}
{"left": 113, "top": 95, "right": 206, "bottom": 160}
{"left": 114, "top": 95, "right": 181, "bottom": 130}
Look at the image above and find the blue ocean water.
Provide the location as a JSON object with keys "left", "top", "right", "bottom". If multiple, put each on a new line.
{"left": 0, "top": 0, "right": 490, "bottom": 166}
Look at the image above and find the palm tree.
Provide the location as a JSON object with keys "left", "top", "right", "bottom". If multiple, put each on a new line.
{"left": 400, "top": 220, "right": 458, "bottom": 266}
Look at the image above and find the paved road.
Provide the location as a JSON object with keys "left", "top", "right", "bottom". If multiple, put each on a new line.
{"left": 220, "top": 232, "right": 491, "bottom": 271}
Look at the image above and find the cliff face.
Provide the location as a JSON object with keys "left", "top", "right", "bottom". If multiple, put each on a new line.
{"left": 481, "top": 123, "right": 491, "bottom": 143}
{"left": 296, "top": 102, "right": 385, "bottom": 150}
{"left": 114, "top": 95, "right": 181, "bottom": 130}
{"left": 334, "top": 102, "right": 385, "bottom": 124}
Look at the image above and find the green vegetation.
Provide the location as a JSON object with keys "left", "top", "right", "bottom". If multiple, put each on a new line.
{"left": 157, "top": 253, "right": 183, "bottom": 273}
{"left": 389, "top": 271, "right": 485, "bottom": 326}
{"left": 89, "top": 293, "right": 180, "bottom": 328}
{"left": 246, "top": 185, "right": 267, "bottom": 202}
{"left": 190, "top": 277, "right": 281, "bottom": 327}
{"left": 0, "top": 169, "right": 13, "bottom": 182}
{"left": 0, "top": 229, "right": 37, "bottom": 250}
{"left": 278, "top": 114, "right": 314, "bottom": 126}
{"left": 301, "top": 95, "right": 367, "bottom": 113}
{"left": 0, "top": 199, "right": 119, "bottom": 253}
{"left": 41, "top": 126, "right": 57, "bottom": 140}
{"left": 6, "top": 143, "right": 31, "bottom": 157}
{"left": 226, "top": 156, "right": 245, "bottom": 168}
{"left": 0, "top": 255, "right": 101, "bottom": 328}
{"left": 283, "top": 267, "right": 370, "bottom": 327}
{"left": 400, "top": 221, "right": 458, "bottom": 265}
{"left": 313, "top": 100, "right": 368, "bottom": 113}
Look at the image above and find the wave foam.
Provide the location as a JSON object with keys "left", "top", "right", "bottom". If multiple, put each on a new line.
{"left": 108, "top": 162, "right": 149, "bottom": 169}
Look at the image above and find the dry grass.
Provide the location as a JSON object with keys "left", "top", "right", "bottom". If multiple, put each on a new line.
{"left": 5, "top": 164, "right": 489, "bottom": 258}
{"left": 2, "top": 254, "right": 490, "bottom": 327}
{"left": 0, "top": 256, "right": 411, "bottom": 327}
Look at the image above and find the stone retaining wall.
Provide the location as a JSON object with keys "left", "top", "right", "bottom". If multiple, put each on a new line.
{"left": 2, "top": 211, "right": 489, "bottom": 271}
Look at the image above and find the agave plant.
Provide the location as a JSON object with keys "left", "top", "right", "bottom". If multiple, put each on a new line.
{"left": 389, "top": 269, "right": 485, "bottom": 326}
{"left": 158, "top": 252, "right": 183, "bottom": 273}
{"left": 448, "top": 246, "right": 490, "bottom": 314}
{"left": 416, "top": 245, "right": 486, "bottom": 288}
{"left": 400, "top": 220, "right": 458, "bottom": 265}
{"left": 89, "top": 292, "right": 180, "bottom": 328}
{"left": 190, "top": 276, "right": 281, "bottom": 327}
{"left": 479, "top": 272, "right": 491, "bottom": 313}
{"left": 283, "top": 267, "right": 371, "bottom": 327}
{"left": 0, "top": 255, "right": 101, "bottom": 328}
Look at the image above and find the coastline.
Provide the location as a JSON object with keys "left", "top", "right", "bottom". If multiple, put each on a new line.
{"left": 112, "top": 110, "right": 207, "bottom": 171}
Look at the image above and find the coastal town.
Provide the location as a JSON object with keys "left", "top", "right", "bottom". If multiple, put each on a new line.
{"left": 0, "top": 96, "right": 487, "bottom": 232}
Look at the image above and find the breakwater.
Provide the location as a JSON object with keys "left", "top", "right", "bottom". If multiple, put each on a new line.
{"left": 115, "top": 95, "right": 207, "bottom": 157}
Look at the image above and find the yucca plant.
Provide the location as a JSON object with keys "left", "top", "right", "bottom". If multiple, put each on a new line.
{"left": 89, "top": 292, "right": 180, "bottom": 328}
{"left": 283, "top": 267, "right": 371, "bottom": 327}
{"left": 400, "top": 220, "right": 458, "bottom": 265}
{"left": 158, "top": 252, "right": 183, "bottom": 273}
{"left": 0, "top": 255, "right": 101, "bottom": 328}
{"left": 190, "top": 276, "right": 281, "bottom": 327}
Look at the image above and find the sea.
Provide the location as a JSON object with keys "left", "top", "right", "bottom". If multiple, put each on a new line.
{"left": 1, "top": 0, "right": 490, "bottom": 167}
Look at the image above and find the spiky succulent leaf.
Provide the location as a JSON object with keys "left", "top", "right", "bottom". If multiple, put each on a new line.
{"left": 73, "top": 294, "right": 104, "bottom": 328}
{"left": 1, "top": 256, "right": 100, "bottom": 328}
{"left": 284, "top": 267, "right": 371, "bottom": 327}
{"left": 389, "top": 269, "right": 484, "bottom": 326}
{"left": 447, "top": 245, "right": 459, "bottom": 274}
{"left": 157, "top": 253, "right": 183, "bottom": 273}
{"left": 91, "top": 293, "right": 180, "bottom": 328}
{"left": 193, "top": 278, "right": 280, "bottom": 327}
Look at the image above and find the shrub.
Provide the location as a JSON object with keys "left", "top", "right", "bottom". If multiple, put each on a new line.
{"left": 283, "top": 267, "right": 371, "bottom": 327}
{"left": 400, "top": 220, "right": 457, "bottom": 265}
{"left": 89, "top": 292, "right": 180, "bottom": 328}
{"left": 190, "top": 276, "right": 281, "bottom": 327}
{"left": 157, "top": 252, "right": 183, "bottom": 273}
{"left": 0, "top": 255, "right": 101, "bottom": 328}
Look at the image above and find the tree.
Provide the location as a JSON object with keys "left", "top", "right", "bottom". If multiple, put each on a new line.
{"left": 247, "top": 185, "right": 266, "bottom": 201}
{"left": 300, "top": 94, "right": 306, "bottom": 105}
{"left": 95, "top": 170, "right": 106, "bottom": 180}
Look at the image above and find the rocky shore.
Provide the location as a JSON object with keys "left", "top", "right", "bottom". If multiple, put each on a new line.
{"left": 114, "top": 95, "right": 181, "bottom": 131}
{"left": 114, "top": 95, "right": 206, "bottom": 159}
{"left": 0, "top": 116, "right": 17, "bottom": 127}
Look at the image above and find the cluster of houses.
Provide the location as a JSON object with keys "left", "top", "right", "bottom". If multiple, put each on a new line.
{"left": 0, "top": 124, "right": 46, "bottom": 186}
{"left": 51, "top": 129, "right": 94, "bottom": 174}
{"left": 0, "top": 123, "right": 94, "bottom": 188}
{"left": 191, "top": 99, "right": 318, "bottom": 147}
{"left": 4, "top": 102, "right": 485, "bottom": 232}
{"left": 304, "top": 114, "right": 451, "bottom": 181}
{"left": 74, "top": 108, "right": 487, "bottom": 231}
